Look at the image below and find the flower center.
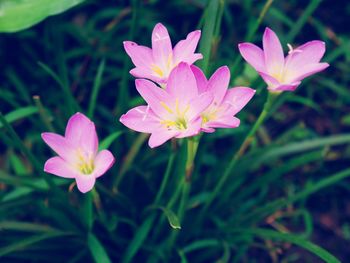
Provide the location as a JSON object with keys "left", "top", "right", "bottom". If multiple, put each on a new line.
{"left": 159, "top": 99, "right": 190, "bottom": 131}
{"left": 76, "top": 149, "right": 94, "bottom": 175}
{"left": 150, "top": 54, "right": 175, "bottom": 79}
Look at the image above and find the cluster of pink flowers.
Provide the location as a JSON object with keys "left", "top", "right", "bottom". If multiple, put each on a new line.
{"left": 120, "top": 23, "right": 256, "bottom": 148}
{"left": 41, "top": 23, "right": 328, "bottom": 193}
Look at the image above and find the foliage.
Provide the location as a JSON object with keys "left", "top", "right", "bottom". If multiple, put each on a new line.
{"left": 1, "top": 0, "right": 350, "bottom": 262}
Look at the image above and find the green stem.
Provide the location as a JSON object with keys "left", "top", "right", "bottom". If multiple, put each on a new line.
{"left": 82, "top": 191, "right": 94, "bottom": 231}
{"left": 202, "top": 92, "right": 278, "bottom": 212}
{"left": 113, "top": 133, "right": 147, "bottom": 190}
{"left": 33, "top": 95, "right": 55, "bottom": 132}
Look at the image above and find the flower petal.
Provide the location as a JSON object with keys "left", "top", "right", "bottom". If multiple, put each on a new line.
{"left": 120, "top": 106, "right": 161, "bottom": 133}
{"left": 206, "top": 116, "right": 240, "bottom": 129}
{"left": 173, "top": 30, "right": 202, "bottom": 64}
{"left": 75, "top": 174, "right": 96, "bottom": 193}
{"left": 41, "top": 132, "right": 76, "bottom": 162}
{"left": 152, "top": 23, "right": 172, "bottom": 64}
{"left": 191, "top": 65, "right": 208, "bottom": 94}
{"left": 148, "top": 129, "right": 179, "bottom": 148}
{"left": 44, "top": 157, "right": 77, "bottom": 178}
{"left": 286, "top": 63, "right": 329, "bottom": 83}
{"left": 166, "top": 62, "right": 198, "bottom": 103}
{"left": 238, "top": 42, "right": 265, "bottom": 72}
{"left": 285, "top": 40, "right": 326, "bottom": 72}
{"left": 207, "top": 66, "right": 230, "bottom": 105}
{"left": 263, "top": 27, "right": 285, "bottom": 76}
{"left": 93, "top": 150, "right": 115, "bottom": 178}
{"left": 222, "top": 87, "right": 256, "bottom": 115}
{"left": 270, "top": 82, "right": 301, "bottom": 92}
{"left": 187, "top": 92, "right": 213, "bottom": 120}
{"left": 124, "top": 41, "right": 154, "bottom": 74}
{"left": 65, "top": 112, "right": 98, "bottom": 154}
{"left": 135, "top": 79, "right": 172, "bottom": 118}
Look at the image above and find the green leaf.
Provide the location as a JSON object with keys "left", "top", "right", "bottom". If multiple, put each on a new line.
{"left": 233, "top": 228, "right": 340, "bottom": 263}
{"left": 150, "top": 206, "right": 181, "bottom": 229}
{"left": 87, "top": 233, "right": 112, "bottom": 263}
{"left": 0, "top": 0, "right": 85, "bottom": 33}
{"left": 99, "top": 131, "right": 123, "bottom": 150}
{"left": 0, "top": 106, "right": 38, "bottom": 129}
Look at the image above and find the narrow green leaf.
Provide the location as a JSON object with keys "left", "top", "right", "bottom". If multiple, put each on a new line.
{"left": 87, "top": 233, "right": 112, "bottom": 263}
{"left": 0, "top": 106, "right": 38, "bottom": 129}
{"left": 149, "top": 206, "right": 181, "bottom": 229}
{"left": 233, "top": 228, "right": 340, "bottom": 263}
{"left": 99, "top": 131, "right": 123, "bottom": 150}
{"left": 88, "top": 59, "right": 106, "bottom": 119}
{"left": 0, "top": 0, "right": 85, "bottom": 32}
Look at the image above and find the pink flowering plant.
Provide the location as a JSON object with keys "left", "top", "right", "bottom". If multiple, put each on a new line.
{"left": 2, "top": 2, "right": 348, "bottom": 263}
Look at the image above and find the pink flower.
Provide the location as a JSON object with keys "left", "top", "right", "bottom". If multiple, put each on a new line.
{"left": 41, "top": 113, "right": 115, "bottom": 193}
{"left": 191, "top": 65, "right": 255, "bottom": 132}
{"left": 238, "top": 27, "right": 329, "bottom": 92}
{"left": 123, "top": 23, "right": 202, "bottom": 84}
{"left": 120, "top": 62, "right": 213, "bottom": 148}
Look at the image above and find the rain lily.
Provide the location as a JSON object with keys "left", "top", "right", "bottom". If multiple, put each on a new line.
{"left": 238, "top": 27, "right": 329, "bottom": 92}
{"left": 191, "top": 65, "right": 255, "bottom": 132}
{"left": 123, "top": 23, "right": 202, "bottom": 84}
{"left": 42, "top": 113, "right": 115, "bottom": 193}
{"left": 120, "top": 62, "right": 213, "bottom": 148}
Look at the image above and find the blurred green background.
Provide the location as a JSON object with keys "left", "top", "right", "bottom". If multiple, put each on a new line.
{"left": 0, "top": 0, "right": 350, "bottom": 262}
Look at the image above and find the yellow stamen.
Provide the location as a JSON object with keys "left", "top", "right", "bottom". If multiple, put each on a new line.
{"left": 160, "top": 101, "right": 174, "bottom": 114}
{"left": 151, "top": 64, "right": 164, "bottom": 77}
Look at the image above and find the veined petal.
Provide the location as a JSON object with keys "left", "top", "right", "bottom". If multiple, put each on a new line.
{"left": 152, "top": 23, "right": 172, "bottom": 64}
{"left": 257, "top": 71, "right": 280, "bottom": 88}
{"left": 123, "top": 41, "right": 154, "bottom": 74}
{"left": 65, "top": 113, "right": 98, "bottom": 154}
{"left": 270, "top": 82, "right": 301, "bottom": 92}
{"left": 166, "top": 62, "right": 198, "bottom": 103}
{"left": 75, "top": 174, "right": 96, "bottom": 193}
{"left": 238, "top": 42, "right": 265, "bottom": 72}
{"left": 284, "top": 40, "right": 326, "bottom": 72}
{"left": 187, "top": 92, "right": 213, "bottom": 121}
{"left": 120, "top": 106, "right": 161, "bottom": 133}
{"left": 286, "top": 63, "right": 329, "bottom": 83}
{"left": 191, "top": 65, "right": 208, "bottom": 94}
{"left": 44, "top": 157, "right": 77, "bottom": 178}
{"left": 135, "top": 79, "right": 172, "bottom": 118}
{"left": 41, "top": 133, "right": 76, "bottom": 162}
{"left": 207, "top": 66, "right": 230, "bottom": 105}
{"left": 130, "top": 68, "right": 164, "bottom": 83}
{"left": 173, "top": 30, "right": 202, "bottom": 64}
{"left": 148, "top": 129, "right": 179, "bottom": 148}
{"left": 93, "top": 150, "right": 115, "bottom": 178}
{"left": 206, "top": 116, "right": 240, "bottom": 129}
{"left": 263, "top": 27, "right": 285, "bottom": 76}
{"left": 223, "top": 87, "right": 256, "bottom": 115}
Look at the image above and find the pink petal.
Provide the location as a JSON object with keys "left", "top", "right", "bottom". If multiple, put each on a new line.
{"left": 223, "top": 87, "right": 256, "bottom": 115}
{"left": 44, "top": 157, "right": 77, "bottom": 178}
{"left": 148, "top": 129, "right": 179, "bottom": 148}
{"left": 120, "top": 106, "right": 161, "bottom": 133}
{"left": 173, "top": 30, "right": 202, "bottom": 64}
{"left": 207, "top": 66, "right": 230, "bottom": 105}
{"left": 41, "top": 132, "right": 76, "bottom": 162}
{"left": 257, "top": 71, "right": 280, "bottom": 88}
{"left": 166, "top": 62, "right": 198, "bottom": 103}
{"left": 135, "top": 79, "right": 172, "bottom": 119}
{"left": 65, "top": 112, "right": 98, "bottom": 154}
{"left": 152, "top": 23, "right": 172, "bottom": 64}
{"left": 175, "top": 117, "right": 202, "bottom": 138}
{"left": 190, "top": 65, "right": 208, "bottom": 94}
{"left": 270, "top": 82, "right": 301, "bottom": 92}
{"left": 263, "top": 27, "right": 285, "bottom": 76}
{"left": 93, "top": 150, "right": 115, "bottom": 178}
{"left": 187, "top": 92, "right": 213, "bottom": 120}
{"left": 284, "top": 41, "right": 326, "bottom": 72}
{"left": 238, "top": 43, "right": 265, "bottom": 72}
{"left": 206, "top": 116, "right": 240, "bottom": 129}
{"left": 75, "top": 174, "right": 96, "bottom": 193}
{"left": 287, "top": 63, "right": 329, "bottom": 83}
{"left": 130, "top": 68, "right": 164, "bottom": 83}
{"left": 123, "top": 41, "right": 154, "bottom": 74}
